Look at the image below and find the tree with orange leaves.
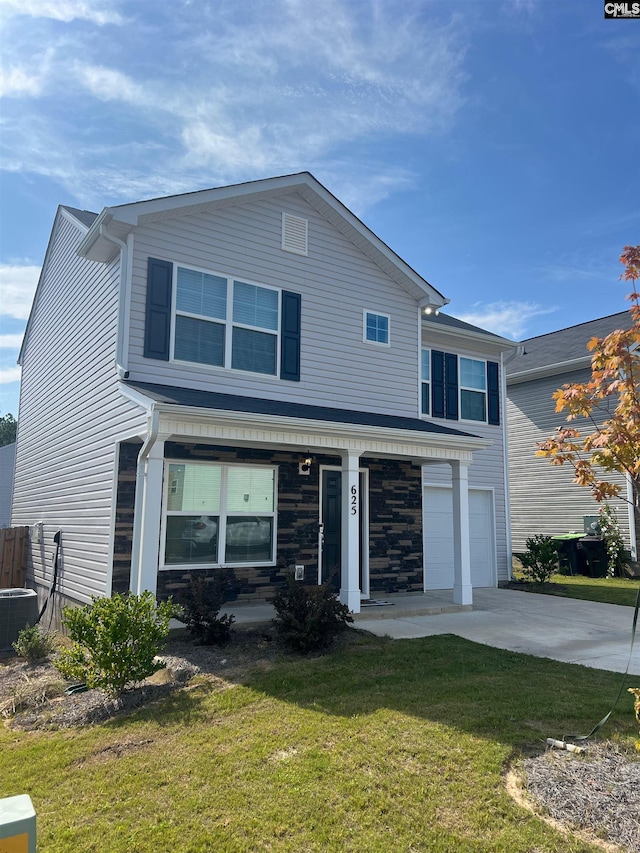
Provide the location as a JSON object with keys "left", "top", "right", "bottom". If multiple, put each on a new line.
{"left": 536, "top": 246, "right": 640, "bottom": 554}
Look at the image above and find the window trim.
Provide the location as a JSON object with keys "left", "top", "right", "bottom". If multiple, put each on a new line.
{"left": 363, "top": 310, "right": 391, "bottom": 347}
{"left": 160, "top": 460, "right": 278, "bottom": 570}
{"left": 170, "top": 262, "right": 282, "bottom": 377}
{"left": 421, "top": 350, "right": 494, "bottom": 425}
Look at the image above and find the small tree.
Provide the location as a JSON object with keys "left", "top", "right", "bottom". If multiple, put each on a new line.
{"left": 0, "top": 412, "right": 17, "bottom": 447}
{"left": 537, "top": 246, "right": 640, "bottom": 555}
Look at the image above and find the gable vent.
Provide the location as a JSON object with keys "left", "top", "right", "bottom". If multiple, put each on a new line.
{"left": 282, "top": 213, "right": 308, "bottom": 256}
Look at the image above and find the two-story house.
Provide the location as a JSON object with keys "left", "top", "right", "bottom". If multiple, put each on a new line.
{"left": 11, "top": 173, "right": 517, "bottom": 623}
{"left": 506, "top": 312, "right": 636, "bottom": 556}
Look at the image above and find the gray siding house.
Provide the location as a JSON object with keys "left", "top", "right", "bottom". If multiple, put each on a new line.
{"left": 12, "top": 173, "right": 517, "bottom": 621}
{"left": 506, "top": 312, "right": 636, "bottom": 555}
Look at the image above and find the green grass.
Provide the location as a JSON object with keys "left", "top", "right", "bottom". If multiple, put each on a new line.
{"left": 512, "top": 572, "right": 640, "bottom": 607}
{"left": 1, "top": 633, "right": 637, "bottom": 853}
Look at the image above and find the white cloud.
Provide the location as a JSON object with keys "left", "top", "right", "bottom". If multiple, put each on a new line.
{"left": 0, "top": 66, "right": 44, "bottom": 97}
{"left": 0, "top": 0, "right": 124, "bottom": 25}
{"left": 456, "top": 301, "right": 557, "bottom": 340}
{"left": 0, "top": 334, "right": 24, "bottom": 348}
{"left": 0, "top": 366, "right": 21, "bottom": 384}
{"left": 0, "top": 265, "right": 41, "bottom": 320}
{"left": 0, "top": 0, "right": 469, "bottom": 209}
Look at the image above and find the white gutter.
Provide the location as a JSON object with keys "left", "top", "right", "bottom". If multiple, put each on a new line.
{"left": 501, "top": 343, "right": 525, "bottom": 580}
{"left": 130, "top": 405, "right": 159, "bottom": 595}
{"left": 98, "top": 222, "right": 130, "bottom": 379}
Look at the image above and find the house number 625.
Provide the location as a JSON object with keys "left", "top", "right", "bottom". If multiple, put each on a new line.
{"left": 351, "top": 484, "right": 358, "bottom": 515}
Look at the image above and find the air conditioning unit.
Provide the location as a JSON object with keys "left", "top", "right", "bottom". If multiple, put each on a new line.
{"left": 0, "top": 588, "right": 38, "bottom": 650}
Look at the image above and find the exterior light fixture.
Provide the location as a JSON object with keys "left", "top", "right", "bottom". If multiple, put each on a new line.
{"left": 298, "top": 456, "right": 313, "bottom": 476}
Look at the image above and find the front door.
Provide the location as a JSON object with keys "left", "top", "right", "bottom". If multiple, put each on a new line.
{"left": 320, "top": 469, "right": 369, "bottom": 594}
{"left": 321, "top": 469, "right": 342, "bottom": 590}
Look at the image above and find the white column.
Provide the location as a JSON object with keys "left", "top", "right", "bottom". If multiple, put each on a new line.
{"left": 340, "top": 451, "right": 361, "bottom": 613}
{"left": 132, "top": 440, "right": 165, "bottom": 596}
{"left": 451, "top": 459, "right": 472, "bottom": 606}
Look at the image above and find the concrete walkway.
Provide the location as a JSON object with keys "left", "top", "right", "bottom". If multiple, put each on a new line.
{"left": 222, "top": 587, "right": 639, "bottom": 676}
{"left": 355, "top": 588, "right": 640, "bottom": 676}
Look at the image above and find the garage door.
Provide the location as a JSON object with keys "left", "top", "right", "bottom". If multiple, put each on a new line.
{"left": 423, "top": 487, "right": 495, "bottom": 589}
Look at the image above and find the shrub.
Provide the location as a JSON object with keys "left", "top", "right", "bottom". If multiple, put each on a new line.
{"left": 629, "top": 688, "right": 640, "bottom": 752}
{"left": 12, "top": 623, "right": 56, "bottom": 662}
{"left": 519, "top": 534, "right": 558, "bottom": 584}
{"left": 54, "top": 592, "right": 175, "bottom": 697}
{"left": 180, "top": 574, "right": 235, "bottom": 645}
{"left": 272, "top": 578, "right": 353, "bottom": 653}
{"left": 599, "top": 503, "right": 626, "bottom": 577}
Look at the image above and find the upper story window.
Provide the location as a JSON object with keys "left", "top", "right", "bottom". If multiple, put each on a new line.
{"left": 173, "top": 265, "right": 280, "bottom": 376}
{"left": 364, "top": 311, "right": 390, "bottom": 346}
{"left": 144, "top": 257, "right": 302, "bottom": 382}
{"left": 459, "top": 357, "right": 487, "bottom": 422}
{"left": 421, "top": 349, "right": 500, "bottom": 426}
{"left": 421, "top": 349, "right": 430, "bottom": 415}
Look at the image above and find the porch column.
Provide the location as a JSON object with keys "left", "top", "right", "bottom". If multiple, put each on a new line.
{"left": 131, "top": 440, "right": 165, "bottom": 596}
{"left": 451, "top": 459, "right": 472, "bottom": 606}
{"left": 340, "top": 451, "right": 361, "bottom": 614}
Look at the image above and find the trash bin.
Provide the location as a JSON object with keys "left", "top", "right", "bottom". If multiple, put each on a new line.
{"left": 0, "top": 588, "right": 38, "bottom": 650}
{"left": 578, "top": 536, "right": 608, "bottom": 578}
{"left": 552, "top": 533, "right": 587, "bottom": 576}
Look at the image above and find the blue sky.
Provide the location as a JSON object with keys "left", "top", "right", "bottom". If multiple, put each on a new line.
{"left": 0, "top": 0, "right": 638, "bottom": 417}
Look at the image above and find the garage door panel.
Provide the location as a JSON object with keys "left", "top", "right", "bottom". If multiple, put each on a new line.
{"left": 424, "top": 487, "right": 495, "bottom": 589}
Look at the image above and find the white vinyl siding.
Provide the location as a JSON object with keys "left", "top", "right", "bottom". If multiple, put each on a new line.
{"left": 507, "top": 371, "right": 632, "bottom": 552}
{"left": 127, "top": 195, "right": 421, "bottom": 417}
{"left": 10, "top": 212, "right": 147, "bottom": 606}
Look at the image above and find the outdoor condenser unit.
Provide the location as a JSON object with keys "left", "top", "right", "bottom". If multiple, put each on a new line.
{"left": 0, "top": 588, "right": 38, "bottom": 650}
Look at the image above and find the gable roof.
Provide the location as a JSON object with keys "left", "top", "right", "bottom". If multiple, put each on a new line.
{"left": 506, "top": 311, "right": 633, "bottom": 383}
{"left": 62, "top": 206, "right": 98, "bottom": 228}
{"left": 77, "top": 172, "right": 447, "bottom": 306}
{"left": 424, "top": 312, "right": 517, "bottom": 349}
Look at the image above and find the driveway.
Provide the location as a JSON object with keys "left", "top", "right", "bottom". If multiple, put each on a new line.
{"left": 355, "top": 588, "right": 640, "bottom": 676}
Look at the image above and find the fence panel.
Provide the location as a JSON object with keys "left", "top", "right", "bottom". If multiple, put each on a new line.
{"left": 0, "top": 527, "right": 29, "bottom": 588}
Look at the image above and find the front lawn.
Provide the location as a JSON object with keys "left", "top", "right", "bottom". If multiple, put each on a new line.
{"left": 510, "top": 572, "right": 640, "bottom": 607}
{"left": 1, "top": 632, "right": 637, "bottom": 852}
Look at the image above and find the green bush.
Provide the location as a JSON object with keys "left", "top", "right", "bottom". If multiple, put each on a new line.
{"left": 54, "top": 592, "right": 175, "bottom": 697}
{"left": 520, "top": 534, "right": 558, "bottom": 584}
{"left": 180, "top": 574, "right": 235, "bottom": 645}
{"left": 12, "top": 623, "right": 56, "bottom": 662}
{"left": 272, "top": 578, "right": 353, "bottom": 653}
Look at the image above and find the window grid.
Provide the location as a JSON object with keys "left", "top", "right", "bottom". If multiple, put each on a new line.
{"left": 172, "top": 264, "right": 281, "bottom": 375}
{"left": 162, "top": 461, "right": 277, "bottom": 569}
{"left": 364, "top": 310, "right": 390, "bottom": 346}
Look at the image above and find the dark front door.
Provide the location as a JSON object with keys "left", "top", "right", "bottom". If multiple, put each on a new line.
{"left": 321, "top": 470, "right": 341, "bottom": 590}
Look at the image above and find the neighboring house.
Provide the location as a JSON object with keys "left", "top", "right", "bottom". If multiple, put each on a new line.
{"left": 0, "top": 442, "right": 16, "bottom": 528}
{"left": 506, "top": 312, "right": 636, "bottom": 556}
{"left": 12, "top": 172, "right": 517, "bottom": 623}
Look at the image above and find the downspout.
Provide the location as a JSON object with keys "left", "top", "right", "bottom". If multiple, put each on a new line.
{"left": 99, "top": 223, "right": 130, "bottom": 380}
{"left": 130, "top": 404, "right": 159, "bottom": 595}
{"left": 501, "top": 344, "right": 525, "bottom": 580}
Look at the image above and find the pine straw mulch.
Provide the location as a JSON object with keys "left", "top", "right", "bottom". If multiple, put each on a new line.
{"left": 2, "top": 628, "right": 639, "bottom": 852}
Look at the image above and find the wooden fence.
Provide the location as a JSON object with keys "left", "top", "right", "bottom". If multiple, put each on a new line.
{"left": 0, "top": 526, "right": 29, "bottom": 589}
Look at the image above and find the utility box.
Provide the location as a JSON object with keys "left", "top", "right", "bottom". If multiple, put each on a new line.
{"left": 0, "top": 589, "right": 38, "bottom": 650}
{"left": 0, "top": 794, "right": 36, "bottom": 853}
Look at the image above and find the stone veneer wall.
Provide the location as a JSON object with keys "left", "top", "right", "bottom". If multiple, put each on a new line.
{"left": 111, "top": 440, "right": 425, "bottom": 603}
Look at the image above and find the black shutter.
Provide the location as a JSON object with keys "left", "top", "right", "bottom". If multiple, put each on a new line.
{"left": 445, "top": 353, "right": 459, "bottom": 420}
{"left": 431, "top": 350, "right": 445, "bottom": 418}
{"left": 144, "top": 258, "right": 173, "bottom": 361}
{"left": 487, "top": 361, "right": 500, "bottom": 425}
{"left": 280, "top": 290, "right": 301, "bottom": 381}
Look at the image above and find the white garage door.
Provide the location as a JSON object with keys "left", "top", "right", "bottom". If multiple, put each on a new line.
{"left": 423, "top": 487, "right": 495, "bottom": 589}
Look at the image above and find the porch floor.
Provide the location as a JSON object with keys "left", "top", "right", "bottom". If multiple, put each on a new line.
{"left": 211, "top": 590, "right": 470, "bottom": 627}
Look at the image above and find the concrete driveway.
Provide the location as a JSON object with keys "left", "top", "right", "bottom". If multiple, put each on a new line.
{"left": 355, "top": 588, "right": 640, "bottom": 675}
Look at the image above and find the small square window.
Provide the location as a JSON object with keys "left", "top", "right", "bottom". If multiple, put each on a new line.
{"left": 364, "top": 311, "right": 390, "bottom": 346}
